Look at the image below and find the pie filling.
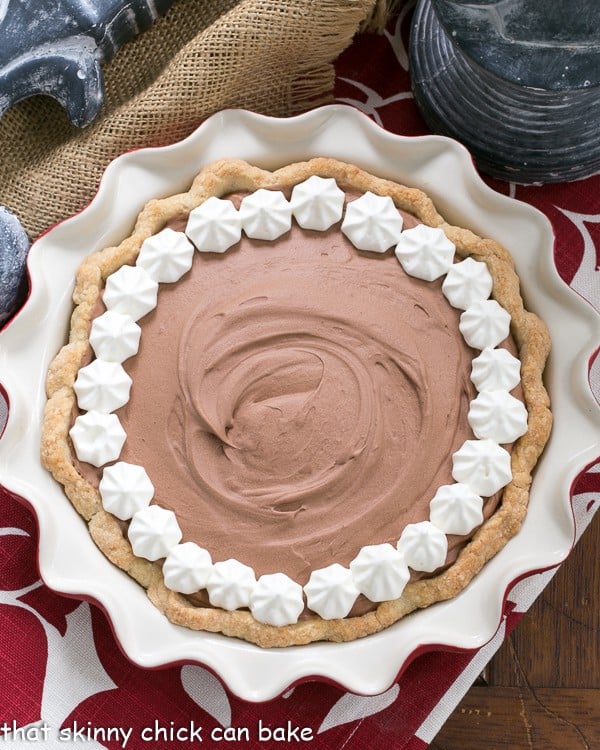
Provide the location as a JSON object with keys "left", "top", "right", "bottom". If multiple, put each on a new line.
{"left": 71, "top": 186, "right": 521, "bottom": 620}
{"left": 42, "top": 159, "right": 550, "bottom": 644}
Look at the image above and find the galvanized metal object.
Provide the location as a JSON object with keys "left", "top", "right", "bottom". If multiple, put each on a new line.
{"left": 0, "top": 0, "right": 177, "bottom": 323}
{"left": 0, "top": 0, "right": 176, "bottom": 127}
{"left": 410, "top": 0, "right": 600, "bottom": 182}
{"left": 0, "top": 206, "right": 29, "bottom": 326}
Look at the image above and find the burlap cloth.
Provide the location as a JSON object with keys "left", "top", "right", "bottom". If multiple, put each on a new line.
{"left": 0, "top": 0, "right": 389, "bottom": 240}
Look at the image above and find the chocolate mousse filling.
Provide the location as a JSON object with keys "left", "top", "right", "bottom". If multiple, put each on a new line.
{"left": 74, "top": 191, "right": 519, "bottom": 616}
{"left": 43, "top": 157, "right": 551, "bottom": 645}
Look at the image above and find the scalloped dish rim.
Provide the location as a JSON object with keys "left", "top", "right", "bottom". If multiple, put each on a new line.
{"left": 0, "top": 106, "right": 598, "bottom": 702}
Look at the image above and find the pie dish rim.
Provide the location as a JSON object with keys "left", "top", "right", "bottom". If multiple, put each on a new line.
{"left": 0, "top": 105, "right": 597, "bottom": 701}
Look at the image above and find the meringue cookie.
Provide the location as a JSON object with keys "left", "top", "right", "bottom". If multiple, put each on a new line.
{"left": 128, "top": 504, "right": 182, "bottom": 561}
{"left": 468, "top": 390, "right": 528, "bottom": 443}
{"left": 341, "top": 191, "right": 403, "bottom": 252}
{"left": 459, "top": 299, "right": 511, "bottom": 350}
{"left": 289, "top": 175, "right": 345, "bottom": 231}
{"left": 395, "top": 224, "right": 455, "bottom": 281}
{"left": 452, "top": 438, "right": 512, "bottom": 496}
{"left": 69, "top": 411, "right": 126, "bottom": 467}
{"left": 471, "top": 347, "right": 522, "bottom": 392}
{"left": 163, "top": 542, "right": 213, "bottom": 595}
{"left": 249, "top": 573, "right": 305, "bottom": 626}
{"left": 304, "top": 563, "right": 360, "bottom": 620}
{"left": 429, "top": 483, "right": 484, "bottom": 536}
{"left": 99, "top": 461, "right": 154, "bottom": 520}
{"left": 186, "top": 196, "right": 242, "bottom": 253}
{"left": 396, "top": 521, "right": 448, "bottom": 573}
{"left": 137, "top": 227, "right": 194, "bottom": 282}
{"left": 207, "top": 559, "right": 257, "bottom": 610}
{"left": 442, "top": 257, "right": 493, "bottom": 309}
{"left": 89, "top": 310, "right": 141, "bottom": 363}
{"left": 73, "top": 359, "right": 132, "bottom": 413}
{"left": 349, "top": 543, "right": 410, "bottom": 602}
{"left": 239, "top": 189, "right": 292, "bottom": 241}
{"left": 103, "top": 264, "right": 158, "bottom": 321}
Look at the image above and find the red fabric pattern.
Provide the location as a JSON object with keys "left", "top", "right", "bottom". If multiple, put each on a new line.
{"left": 1, "top": 7, "right": 599, "bottom": 749}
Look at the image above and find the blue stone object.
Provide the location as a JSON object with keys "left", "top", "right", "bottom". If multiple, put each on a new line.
{"left": 410, "top": 0, "right": 600, "bottom": 182}
{"left": 0, "top": 206, "right": 30, "bottom": 326}
{"left": 0, "top": 0, "right": 176, "bottom": 127}
{"left": 432, "top": 0, "right": 600, "bottom": 91}
{"left": 0, "top": 0, "right": 178, "bottom": 325}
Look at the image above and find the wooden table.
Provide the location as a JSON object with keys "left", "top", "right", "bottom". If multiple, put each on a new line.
{"left": 432, "top": 506, "right": 599, "bottom": 748}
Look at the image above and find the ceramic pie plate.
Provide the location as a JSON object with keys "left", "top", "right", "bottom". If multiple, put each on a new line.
{"left": 0, "top": 106, "right": 598, "bottom": 702}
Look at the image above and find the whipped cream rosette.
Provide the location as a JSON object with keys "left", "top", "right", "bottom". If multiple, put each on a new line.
{"left": 239, "top": 189, "right": 292, "bottom": 240}
{"left": 207, "top": 559, "right": 257, "bottom": 610}
{"left": 128, "top": 505, "right": 182, "bottom": 561}
{"left": 89, "top": 310, "right": 141, "bottom": 363}
{"left": 452, "top": 439, "right": 513, "bottom": 497}
{"left": 250, "top": 573, "right": 305, "bottom": 627}
{"left": 459, "top": 299, "right": 511, "bottom": 350}
{"left": 429, "top": 484, "right": 484, "bottom": 536}
{"left": 396, "top": 521, "right": 449, "bottom": 574}
{"left": 163, "top": 542, "right": 213, "bottom": 595}
{"left": 289, "top": 175, "right": 345, "bottom": 230}
{"left": 74, "top": 359, "right": 132, "bottom": 413}
{"left": 69, "top": 411, "right": 126, "bottom": 467}
{"left": 395, "top": 224, "right": 455, "bottom": 281}
{"left": 186, "top": 196, "right": 242, "bottom": 253}
{"left": 468, "top": 390, "right": 529, "bottom": 443}
{"left": 137, "top": 228, "right": 195, "bottom": 283}
{"left": 103, "top": 265, "right": 158, "bottom": 321}
{"left": 41, "top": 157, "right": 551, "bottom": 647}
{"left": 471, "top": 347, "right": 522, "bottom": 392}
{"left": 304, "top": 564, "right": 360, "bottom": 620}
{"left": 341, "top": 191, "right": 404, "bottom": 252}
{"left": 350, "top": 544, "right": 410, "bottom": 602}
{"left": 442, "top": 256, "right": 493, "bottom": 309}
{"left": 99, "top": 461, "right": 154, "bottom": 520}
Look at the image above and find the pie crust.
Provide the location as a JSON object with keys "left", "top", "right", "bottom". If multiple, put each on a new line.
{"left": 41, "top": 158, "right": 552, "bottom": 647}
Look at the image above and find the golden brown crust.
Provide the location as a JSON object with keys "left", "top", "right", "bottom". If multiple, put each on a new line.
{"left": 41, "top": 158, "right": 552, "bottom": 647}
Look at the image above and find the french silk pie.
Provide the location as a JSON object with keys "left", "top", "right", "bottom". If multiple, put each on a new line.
{"left": 41, "top": 158, "right": 552, "bottom": 647}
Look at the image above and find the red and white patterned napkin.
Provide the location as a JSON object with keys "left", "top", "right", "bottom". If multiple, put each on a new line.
{"left": 1, "top": 9, "right": 599, "bottom": 749}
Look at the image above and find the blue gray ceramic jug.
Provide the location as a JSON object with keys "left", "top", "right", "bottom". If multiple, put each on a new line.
{"left": 410, "top": 0, "right": 600, "bottom": 182}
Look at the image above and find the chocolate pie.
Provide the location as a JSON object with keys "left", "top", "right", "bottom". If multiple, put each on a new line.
{"left": 41, "top": 158, "right": 551, "bottom": 646}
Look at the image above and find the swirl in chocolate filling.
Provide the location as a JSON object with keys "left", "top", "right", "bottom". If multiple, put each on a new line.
{"left": 43, "top": 158, "right": 550, "bottom": 644}
{"left": 76, "top": 196, "right": 512, "bottom": 605}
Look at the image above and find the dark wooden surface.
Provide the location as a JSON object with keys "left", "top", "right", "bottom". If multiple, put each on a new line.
{"left": 431, "top": 507, "right": 599, "bottom": 749}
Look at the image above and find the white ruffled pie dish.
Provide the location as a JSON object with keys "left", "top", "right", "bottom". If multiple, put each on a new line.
{"left": 0, "top": 106, "right": 598, "bottom": 702}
